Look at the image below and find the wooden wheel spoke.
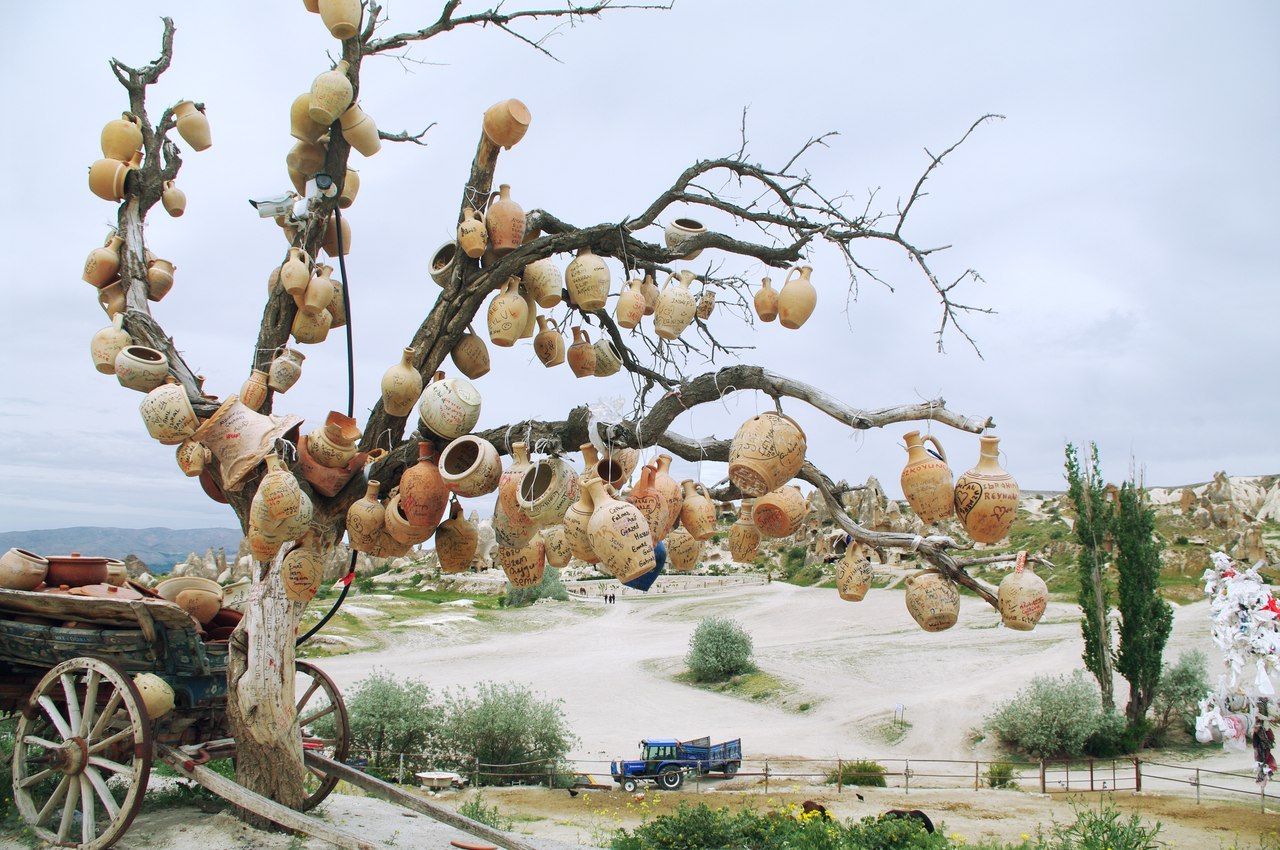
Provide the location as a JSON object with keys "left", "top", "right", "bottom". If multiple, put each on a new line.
{"left": 88, "top": 727, "right": 132, "bottom": 755}
{"left": 79, "top": 774, "right": 97, "bottom": 844}
{"left": 88, "top": 755, "right": 131, "bottom": 775}
{"left": 18, "top": 766, "right": 57, "bottom": 789}
{"left": 298, "top": 704, "right": 335, "bottom": 728}
{"left": 88, "top": 690, "right": 122, "bottom": 739}
{"left": 37, "top": 695, "right": 74, "bottom": 740}
{"left": 56, "top": 774, "right": 80, "bottom": 842}
{"left": 86, "top": 766, "right": 121, "bottom": 820}
{"left": 60, "top": 673, "right": 83, "bottom": 735}
{"left": 80, "top": 669, "right": 102, "bottom": 737}
{"left": 35, "top": 775, "right": 70, "bottom": 825}
{"left": 23, "top": 734, "right": 60, "bottom": 750}
{"left": 296, "top": 678, "right": 322, "bottom": 714}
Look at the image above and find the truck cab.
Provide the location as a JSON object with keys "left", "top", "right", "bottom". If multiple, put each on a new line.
{"left": 611, "top": 738, "right": 687, "bottom": 791}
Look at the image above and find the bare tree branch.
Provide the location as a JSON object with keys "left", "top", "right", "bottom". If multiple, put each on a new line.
{"left": 379, "top": 123, "right": 436, "bottom": 145}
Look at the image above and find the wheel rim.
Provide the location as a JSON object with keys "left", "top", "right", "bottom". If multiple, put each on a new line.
{"left": 296, "top": 660, "right": 348, "bottom": 810}
{"left": 11, "top": 657, "right": 152, "bottom": 850}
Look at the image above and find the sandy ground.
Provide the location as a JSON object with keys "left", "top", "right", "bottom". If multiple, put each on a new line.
{"left": 6, "top": 583, "right": 1272, "bottom": 849}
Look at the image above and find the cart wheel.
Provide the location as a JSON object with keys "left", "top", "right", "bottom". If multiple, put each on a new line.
{"left": 723, "top": 762, "right": 738, "bottom": 777}
{"left": 658, "top": 767, "right": 684, "bottom": 790}
{"left": 295, "top": 660, "right": 348, "bottom": 810}
{"left": 11, "top": 657, "right": 152, "bottom": 850}
{"left": 622, "top": 778, "right": 638, "bottom": 793}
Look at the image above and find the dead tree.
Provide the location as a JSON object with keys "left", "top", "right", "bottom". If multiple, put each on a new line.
{"left": 90, "top": 1, "right": 1005, "bottom": 813}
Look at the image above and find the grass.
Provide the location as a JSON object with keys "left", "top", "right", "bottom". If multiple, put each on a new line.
{"left": 869, "top": 716, "right": 913, "bottom": 746}
{"left": 672, "top": 669, "right": 811, "bottom": 711}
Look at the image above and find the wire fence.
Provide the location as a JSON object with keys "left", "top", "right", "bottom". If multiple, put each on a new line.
{"left": 337, "top": 749, "right": 1276, "bottom": 811}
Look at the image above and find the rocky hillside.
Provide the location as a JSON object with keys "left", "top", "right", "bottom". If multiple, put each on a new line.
{"left": 0, "top": 526, "right": 242, "bottom": 572}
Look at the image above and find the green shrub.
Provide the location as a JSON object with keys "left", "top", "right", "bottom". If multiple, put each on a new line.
{"left": 1084, "top": 711, "right": 1129, "bottom": 757}
{"left": 313, "top": 667, "right": 437, "bottom": 772}
{"left": 984, "top": 759, "right": 1019, "bottom": 789}
{"left": 1150, "top": 649, "right": 1208, "bottom": 743}
{"left": 1040, "top": 801, "right": 1162, "bottom": 850}
{"left": 355, "top": 574, "right": 376, "bottom": 593}
{"left": 505, "top": 566, "right": 569, "bottom": 607}
{"left": 685, "top": 616, "right": 755, "bottom": 683}
{"left": 458, "top": 792, "right": 513, "bottom": 830}
{"left": 987, "top": 672, "right": 1102, "bottom": 757}
{"left": 826, "top": 758, "right": 888, "bottom": 787}
{"left": 441, "top": 682, "right": 577, "bottom": 785}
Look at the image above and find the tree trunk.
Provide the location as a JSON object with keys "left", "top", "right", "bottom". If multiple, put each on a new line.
{"left": 1088, "top": 558, "right": 1116, "bottom": 713}
{"left": 227, "top": 549, "right": 308, "bottom": 825}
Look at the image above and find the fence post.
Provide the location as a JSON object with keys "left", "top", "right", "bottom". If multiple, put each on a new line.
{"left": 1133, "top": 757, "right": 1142, "bottom": 793}
{"left": 904, "top": 760, "right": 910, "bottom": 794}
{"left": 473, "top": 755, "right": 480, "bottom": 788}
{"left": 764, "top": 760, "right": 770, "bottom": 795}
{"left": 1039, "top": 760, "right": 1046, "bottom": 794}
{"left": 836, "top": 759, "right": 842, "bottom": 794}
{"left": 1194, "top": 768, "right": 1200, "bottom": 805}
{"left": 974, "top": 761, "right": 980, "bottom": 791}
{"left": 1089, "top": 758, "right": 1094, "bottom": 793}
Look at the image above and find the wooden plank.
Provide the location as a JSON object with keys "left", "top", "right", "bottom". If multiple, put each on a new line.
{"left": 156, "top": 744, "right": 378, "bottom": 850}
{"left": 0, "top": 588, "right": 197, "bottom": 633}
{"left": 304, "top": 751, "right": 539, "bottom": 850}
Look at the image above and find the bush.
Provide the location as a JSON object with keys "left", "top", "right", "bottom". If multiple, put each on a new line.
{"left": 985, "top": 759, "right": 1019, "bottom": 789}
{"left": 987, "top": 672, "right": 1102, "bottom": 757}
{"left": 1150, "top": 649, "right": 1208, "bottom": 743}
{"left": 685, "top": 617, "right": 755, "bottom": 683}
{"left": 313, "top": 667, "right": 437, "bottom": 772}
{"left": 1041, "top": 801, "right": 1162, "bottom": 850}
{"left": 827, "top": 758, "right": 888, "bottom": 787}
{"left": 441, "top": 682, "right": 578, "bottom": 785}
{"left": 505, "top": 566, "right": 569, "bottom": 607}
{"left": 458, "top": 792, "right": 513, "bottom": 831}
{"left": 1084, "top": 711, "right": 1129, "bottom": 757}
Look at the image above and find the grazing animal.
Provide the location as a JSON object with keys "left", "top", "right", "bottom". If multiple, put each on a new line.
{"left": 855, "top": 792, "right": 865, "bottom": 802}
{"left": 881, "top": 809, "right": 935, "bottom": 834}
{"left": 567, "top": 788, "right": 579, "bottom": 797}
{"left": 800, "top": 800, "right": 832, "bottom": 821}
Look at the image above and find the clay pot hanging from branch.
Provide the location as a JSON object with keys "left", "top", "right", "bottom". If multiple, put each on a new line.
{"left": 666, "top": 526, "right": 703, "bottom": 572}
{"left": 173, "top": 100, "right": 212, "bottom": 151}
{"left": 487, "top": 277, "right": 528, "bottom": 348}
{"left": 485, "top": 184, "right": 526, "bottom": 256}
{"left": 90, "top": 314, "right": 131, "bottom": 374}
{"left": 457, "top": 207, "right": 488, "bottom": 259}
{"left": 998, "top": 551, "right": 1048, "bottom": 631}
{"left": 563, "top": 476, "right": 600, "bottom": 565}
{"left": 417, "top": 371, "right": 481, "bottom": 440}
{"left": 436, "top": 499, "right": 479, "bottom": 573}
{"left": 566, "top": 247, "right": 609, "bottom": 312}
{"left": 381, "top": 347, "right": 423, "bottom": 417}
{"left": 678, "top": 481, "right": 717, "bottom": 541}
{"left": 616, "top": 277, "right": 646, "bottom": 329}
{"left": 728, "top": 500, "right": 760, "bottom": 563}
{"left": 664, "top": 218, "right": 707, "bottom": 260}
{"left": 567, "top": 327, "right": 596, "bottom": 378}
{"left": 450, "top": 326, "right": 491, "bottom": 380}
{"left": 900, "top": 430, "right": 954, "bottom": 524}
{"left": 498, "top": 533, "right": 546, "bottom": 588}
{"left": 754, "top": 277, "right": 778, "bottom": 322}
{"left": 439, "top": 435, "right": 502, "bottom": 498}
{"left": 482, "top": 98, "right": 532, "bottom": 150}
{"left": 517, "top": 456, "right": 581, "bottom": 529}
{"left": 752, "top": 485, "right": 807, "bottom": 539}
{"left": 586, "top": 478, "right": 655, "bottom": 583}
{"left": 523, "top": 258, "right": 563, "bottom": 308}
{"left": 778, "top": 265, "right": 817, "bottom": 330}
{"left": 836, "top": 542, "right": 874, "bottom": 602}
{"left": 534, "top": 316, "right": 565, "bottom": 368}
{"left": 728, "top": 411, "right": 807, "bottom": 497}
{"left": 308, "top": 61, "right": 353, "bottom": 125}
{"left": 100, "top": 112, "right": 142, "bottom": 160}
{"left": 653, "top": 271, "right": 697, "bottom": 340}
{"left": 954, "top": 434, "right": 1019, "bottom": 544}
{"left": 905, "top": 570, "right": 960, "bottom": 632}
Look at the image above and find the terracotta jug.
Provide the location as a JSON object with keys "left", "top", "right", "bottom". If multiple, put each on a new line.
{"left": 417, "top": 371, "right": 482, "bottom": 439}
{"left": 696, "top": 290, "right": 716, "bottom": 320}
{"left": 0, "top": 548, "right": 48, "bottom": 592}
{"left": 755, "top": 277, "right": 778, "bottom": 322}
{"left": 308, "top": 411, "right": 362, "bottom": 469}
{"left": 523, "top": 258, "right": 563, "bottom": 308}
{"left": 339, "top": 102, "right": 381, "bottom": 157}
{"left": 282, "top": 538, "right": 325, "bottom": 603}
{"left": 485, "top": 184, "right": 525, "bottom": 255}
{"left": 650, "top": 455, "right": 683, "bottom": 541}
{"left": 487, "top": 277, "right": 528, "bottom": 348}
{"left": 91, "top": 314, "right": 132, "bottom": 374}
{"left": 664, "top": 217, "right": 707, "bottom": 260}
{"left": 653, "top": 271, "right": 697, "bottom": 340}
{"left": 399, "top": 442, "right": 448, "bottom": 532}
{"left": 518, "top": 285, "right": 537, "bottom": 340}
{"left": 319, "top": 0, "right": 361, "bottom": 38}
{"left": 666, "top": 526, "right": 703, "bottom": 572}
{"left": 439, "top": 435, "right": 502, "bottom": 498}
{"left": 115, "top": 345, "right": 169, "bottom": 393}
{"left": 625, "top": 465, "right": 665, "bottom": 545}
{"left": 383, "top": 492, "right": 434, "bottom": 546}
{"left": 678, "top": 481, "right": 717, "bottom": 540}
{"left": 586, "top": 478, "right": 655, "bottom": 583}
{"left": 291, "top": 306, "right": 332, "bottom": 344}
{"left": 450, "top": 326, "right": 491, "bottom": 380}
{"left": 238, "top": 369, "right": 270, "bottom": 412}
{"left": 83, "top": 235, "right": 124, "bottom": 287}
{"left": 498, "top": 535, "right": 546, "bottom": 588}
{"left": 482, "top": 98, "right": 532, "bottom": 150}
{"left": 563, "top": 475, "right": 600, "bottom": 564}
{"left": 322, "top": 213, "right": 352, "bottom": 257}
{"left": 436, "top": 499, "right": 479, "bottom": 573}
{"left": 493, "top": 500, "right": 536, "bottom": 549}
{"left": 543, "top": 524, "right": 572, "bottom": 568}
{"left": 250, "top": 480, "right": 313, "bottom": 550}
{"left": 566, "top": 247, "right": 610, "bottom": 311}
{"left": 457, "top": 207, "right": 488, "bottom": 259}
{"left": 346, "top": 480, "right": 386, "bottom": 552}
{"left": 301, "top": 265, "right": 335, "bottom": 315}
{"left": 534, "top": 316, "right": 566, "bottom": 367}
{"left": 592, "top": 338, "right": 622, "bottom": 377}
{"left": 173, "top": 101, "right": 212, "bottom": 151}
{"left": 255, "top": 452, "right": 305, "bottom": 522}
{"left": 836, "top": 542, "right": 874, "bottom": 602}
{"left": 100, "top": 112, "right": 142, "bottom": 160}
{"left": 162, "top": 180, "right": 186, "bottom": 217}
{"left": 953, "top": 434, "right": 1019, "bottom": 543}
{"left": 146, "top": 257, "right": 176, "bottom": 302}
{"left": 268, "top": 347, "right": 306, "bottom": 393}
{"left": 606, "top": 447, "right": 639, "bottom": 488}
{"left": 517, "top": 456, "right": 581, "bottom": 528}
{"left": 900, "top": 430, "right": 954, "bottom": 524}
{"left": 339, "top": 167, "right": 360, "bottom": 209}
{"left": 778, "top": 265, "right": 817, "bottom": 329}
{"left": 191, "top": 396, "right": 301, "bottom": 492}
{"left": 88, "top": 158, "right": 132, "bottom": 201}
{"left": 616, "top": 278, "right": 646, "bottom": 329}
{"left": 904, "top": 570, "right": 960, "bottom": 632}
{"left": 728, "top": 500, "right": 760, "bottom": 563}
{"left": 281, "top": 247, "right": 310, "bottom": 299}
{"left": 495, "top": 441, "right": 536, "bottom": 541}
{"left": 328, "top": 271, "right": 348, "bottom": 327}
{"left": 998, "top": 551, "right": 1048, "bottom": 631}
{"left": 309, "top": 61, "right": 353, "bottom": 124}
{"left": 97, "top": 280, "right": 125, "bottom": 318}
{"left": 567, "top": 327, "right": 596, "bottom": 377}
{"left": 290, "top": 93, "right": 328, "bottom": 143}
{"left": 640, "top": 272, "right": 659, "bottom": 316}
{"left": 429, "top": 241, "right": 458, "bottom": 287}
{"left": 752, "top": 485, "right": 807, "bottom": 539}
{"left": 581, "top": 443, "right": 623, "bottom": 489}
{"left": 139, "top": 378, "right": 199, "bottom": 445}
{"left": 728, "top": 411, "right": 807, "bottom": 497}
{"left": 381, "top": 347, "right": 423, "bottom": 417}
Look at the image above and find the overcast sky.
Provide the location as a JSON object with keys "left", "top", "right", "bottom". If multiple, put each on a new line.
{"left": 3, "top": 1, "right": 1277, "bottom": 532}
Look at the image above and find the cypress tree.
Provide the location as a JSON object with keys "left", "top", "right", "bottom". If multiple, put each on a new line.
{"left": 1066, "top": 442, "right": 1115, "bottom": 713}
{"left": 1114, "top": 480, "right": 1173, "bottom": 723}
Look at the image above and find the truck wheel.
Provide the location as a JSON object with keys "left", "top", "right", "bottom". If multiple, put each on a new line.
{"left": 659, "top": 768, "right": 684, "bottom": 790}
{"left": 723, "top": 762, "right": 739, "bottom": 777}
{"left": 622, "top": 779, "right": 638, "bottom": 793}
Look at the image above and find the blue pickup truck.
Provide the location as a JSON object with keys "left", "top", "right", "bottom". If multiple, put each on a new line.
{"left": 610, "top": 737, "right": 742, "bottom": 791}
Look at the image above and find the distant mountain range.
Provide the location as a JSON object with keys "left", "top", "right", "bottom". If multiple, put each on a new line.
{"left": 0, "top": 527, "right": 243, "bottom": 572}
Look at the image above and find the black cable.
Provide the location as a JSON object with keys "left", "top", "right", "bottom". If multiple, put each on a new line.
{"left": 297, "top": 203, "right": 359, "bottom": 647}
